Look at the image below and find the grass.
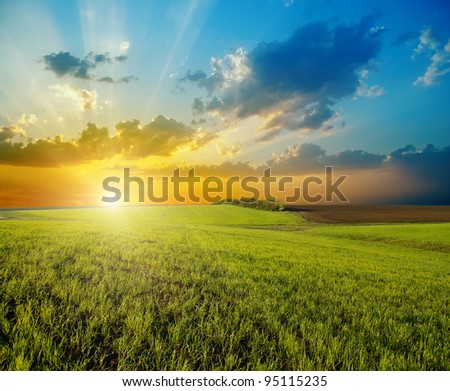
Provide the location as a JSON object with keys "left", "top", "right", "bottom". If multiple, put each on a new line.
{"left": 0, "top": 205, "right": 449, "bottom": 370}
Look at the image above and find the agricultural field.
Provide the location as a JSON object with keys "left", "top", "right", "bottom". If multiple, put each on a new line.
{"left": 288, "top": 205, "right": 450, "bottom": 224}
{"left": 0, "top": 205, "right": 449, "bottom": 370}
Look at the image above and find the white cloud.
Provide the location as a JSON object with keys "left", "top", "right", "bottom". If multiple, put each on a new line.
{"left": 212, "top": 48, "right": 251, "bottom": 90}
{"left": 18, "top": 113, "right": 38, "bottom": 127}
{"left": 119, "top": 41, "right": 131, "bottom": 54}
{"left": 49, "top": 83, "right": 97, "bottom": 111}
{"left": 414, "top": 32, "right": 450, "bottom": 86}
{"left": 180, "top": 48, "right": 251, "bottom": 94}
{"left": 369, "top": 25, "right": 386, "bottom": 35}
{"left": 216, "top": 141, "right": 242, "bottom": 157}
{"left": 413, "top": 28, "right": 439, "bottom": 59}
{"left": 445, "top": 40, "right": 450, "bottom": 53}
{"left": 356, "top": 69, "right": 386, "bottom": 97}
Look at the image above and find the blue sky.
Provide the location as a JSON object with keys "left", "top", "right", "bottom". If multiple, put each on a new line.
{"left": 0, "top": 0, "right": 449, "bottom": 206}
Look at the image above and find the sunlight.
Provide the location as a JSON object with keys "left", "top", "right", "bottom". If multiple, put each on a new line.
{"left": 145, "top": 0, "right": 210, "bottom": 120}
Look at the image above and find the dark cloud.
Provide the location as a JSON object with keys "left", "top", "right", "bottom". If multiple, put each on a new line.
{"left": 178, "top": 70, "right": 220, "bottom": 95}
{"left": 0, "top": 135, "right": 81, "bottom": 166}
{"left": 106, "top": 141, "right": 449, "bottom": 204}
{"left": 0, "top": 126, "right": 17, "bottom": 141}
{"left": 97, "top": 76, "right": 115, "bottom": 83}
{"left": 117, "top": 75, "right": 138, "bottom": 83}
{"left": 115, "top": 116, "right": 194, "bottom": 157}
{"left": 77, "top": 123, "right": 116, "bottom": 160}
{"left": 265, "top": 143, "right": 385, "bottom": 175}
{"left": 181, "top": 70, "right": 208, "bottom": 83}
{"left": 386, "top": 144, "right": 450, "bottom": 204}
{"left": 192, "top": 98, "right": 205, "bottom": 115}
{"left": 97, "top": 75, "right": 137, "bottom": 84}
{"left": 91, "top": 52, "right": 112, "bottom": 65}
{"left": 42, "top": 51, "right": 92, "bottom": 79}
{"left": 41, "top": 51, "right": 114, "bottom": 79}
{"left": 41, "top": 51, "right": 136, "bottom": 83}
{"left": 266, "top": 142, "right": 450, "bottom": 175}
{"left": 265, "top": 143, "right": 450, "bottom": 204}
{"left": 388, "top": 144, "right": 450, "bottom": 182}
{"left": 326, "top": 149, "right": 386, "bottom": 169}
{"left": 115, "top": 55, "right": 128, "bottom": 63}
{"left": 260, "top": 100, "right": 336, "bottom": 133}
{"left": 180, "top": 14, "right": 385, "bottom": 139}
{"left": 112, "top": 116, "right": 215, "bottom": 158}
{"left": 0, "top": 117, "right": 216, "bottom": 167}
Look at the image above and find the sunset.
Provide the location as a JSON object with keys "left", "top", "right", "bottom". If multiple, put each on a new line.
{"left": 1, "top": 0, "right": 449, "bottom": 207}
{"left": 1, "top": 0, "right": 449, "bottom": 385}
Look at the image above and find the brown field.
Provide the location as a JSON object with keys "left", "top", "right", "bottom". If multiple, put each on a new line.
{"left": 287, "top": 205, "right": 450, "bottom": 224}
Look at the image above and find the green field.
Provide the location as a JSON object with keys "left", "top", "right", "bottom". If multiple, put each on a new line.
{"left": 0, "top": 205, "right": 449, "bottom": 370}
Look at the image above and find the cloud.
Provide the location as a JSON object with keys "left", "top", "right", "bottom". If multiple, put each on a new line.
{"left": 178, "top": 48, "right": 251, "bottom": 95}
{"left": 191, "top": 118, "right": 207, "bottom": 126}
{"left": 115, "top": 55, "right": 128, "bottom": 63}
{"left": 386, "top": 144, "right": 450, "bottom": 204}
{"left": 264, "top": 142, "right": 450, "bottom": 204}
{"left": 97, "top": 75, "right": 137, "bottom": 84}
{"left": 260, "top": 100, "right": 337, "bottom": 133}
{"left": 117, "top": 75, "right": 138, "bottom": 83}
{"left": 18, "top": 113, "right": 38, "bottom": 127}
{"left": 387, "top": 144, "right": 450, "bottom": 182}
{"left": 189, "top": 128, "right": 219, "bottom": 151}
{"left": 77, "top": 123, "right": 116, "bottom": 160}
{"left": 118, "top": 141, "right": 450, "bottom": 204}
{"left": 119, "top": 41, "right": 131, "bottom": 53}
{"left": 42, "top": 51, "right": 92, "bottom": 79}
{"left": 0, "top": 135, "right": 81, "bottom": 166}
{"left": 41, "top": 51, "right": 136, "bottom": 83}
{"left": 356, "top": 69, "right": 386, "bottom": 97}
{"left": 216, "top": 141, "right": 242, "bottom": 157}
{"left": 413, "top": 28, "right": 440, "bottom": 57}
{"left": 369, "top": 25, "right": 387, "bottom": 36}
{"left": 0, "top": 123, "right": 114, "bottom": 166}
{"left": 97, "top": 76, "right": 115, "bottom": 83}
{"left": 413, "top": 28, "right": 450, "bottom": 86}
{"left": 180, "top": 14, "right": 385, "bottom": 140}
{"left": 266, "top": 143, "right": 386, "bottom": 175}
{"left": 0, "top": 116, "right": 216, "bottom": 167}
{"left": 114, "top": 116, "right": 191, "bottom": 157}
{"left": 49, "top": 83, "right": 97, "bottom": 111}
{"left": 0, "top": 127, "right": 15, "bottom": 142}
{"left": 0, "top": 125, "right": 26, "bottom": 141}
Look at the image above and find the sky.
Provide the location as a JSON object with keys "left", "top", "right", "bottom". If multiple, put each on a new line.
{"left": 0, "top": 0, "right": 449, "bottom": 207}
